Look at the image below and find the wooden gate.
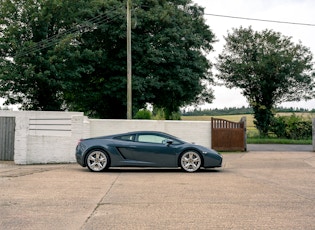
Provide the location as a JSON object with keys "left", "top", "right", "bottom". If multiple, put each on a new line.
{"left": 0, "top": 117, "right": 15, "bottom": 160}
{"left": 211, "top": 117, "right": 246, "bottom": 151}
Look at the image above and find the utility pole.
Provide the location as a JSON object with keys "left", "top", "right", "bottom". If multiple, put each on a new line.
{"left": 126, "top": 0, "right": 132, "bottom": 119}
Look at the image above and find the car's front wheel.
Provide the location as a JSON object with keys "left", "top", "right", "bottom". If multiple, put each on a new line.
{"left": 180, "top": 150, "right": 202, "bottom": 172}
{"left": 86, "top": 150, "right": 109, "bottom": 172}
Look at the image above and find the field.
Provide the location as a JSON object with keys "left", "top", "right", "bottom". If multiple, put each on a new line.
{"left": 182, "top": 112, "right": 314, "bottom": 126}
{"left": 182, "top": 114, "right": 253, "bottom": 122}
{"left": 182, "top": 114, "right": 255, "bottom": 129}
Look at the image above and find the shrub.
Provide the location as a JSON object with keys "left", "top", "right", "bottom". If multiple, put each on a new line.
{"left": 269, "top": 114, "right": 312, "bottom": 140}
{"left": 152, "top": 108, "right": 165, "bottom": 120}
{"left": 151, "top": 108, "right": 181, "bottom": 120}
{"left": 134, "top": 109, "right": 152, "bottom": 119}
{"left": 169, "top": 111, "right": 181, "bottom": 120}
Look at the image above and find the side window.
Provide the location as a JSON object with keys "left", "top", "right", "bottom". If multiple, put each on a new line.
{"left": 138, "top": 134, "right": 166, "bottom": 144}
{"left": 114, "top": 134, "right": 135, "bottom": 141}
{"left": 170, "top": 139, "right": 181, "bottom": 145}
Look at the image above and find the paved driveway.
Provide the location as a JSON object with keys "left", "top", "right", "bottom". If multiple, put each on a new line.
{"left": 1, "top": 150, "right": 314, "bottom": 230}
{"left": 247, "top": 144, "right": 313, "bottom": 152}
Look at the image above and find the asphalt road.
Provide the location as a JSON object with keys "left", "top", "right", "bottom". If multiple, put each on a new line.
{"left": 1, "top": 150, "right": 315, "bottom": 230}
{"left": 247, "top": 144, "right": 313, "bottom": 152}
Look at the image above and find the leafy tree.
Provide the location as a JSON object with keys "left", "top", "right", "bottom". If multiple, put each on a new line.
{"left": 0, "top": 0, "right": 216, "bottom": 118}
{"left": 216, "top": 27, "right": 315, "bottom": 136}
{"left": 0, "top": 0, "right": 89, "bottom": 110}
{"left": 130, "top": 0, "right": 216, "bottom": 119}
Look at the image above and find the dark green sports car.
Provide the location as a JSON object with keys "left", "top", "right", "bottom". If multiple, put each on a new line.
{"left": 75, "top": 131, "right": 222, "bottom": 172}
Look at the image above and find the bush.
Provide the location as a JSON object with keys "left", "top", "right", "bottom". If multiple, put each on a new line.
{"left": 151, "top": 108, "right": 181, "bottom": 120}
{"left": 169, "top": 111, "right": 181, "bottom": 120}
{"left": 269, "top": 114, "right": 312, "bottom": 140}
{"left": 134, "top": 109, "right": 152, "bottom": 119}
{"left": 152, "top": 108, "right": 165, "bottom": 120}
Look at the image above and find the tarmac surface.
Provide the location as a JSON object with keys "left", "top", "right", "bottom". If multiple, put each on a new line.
{"left": 1, "top": 148, "right": 315, "bottom": 230}
{"left": 247, "top": 144, "right": 313, "bottom": 152}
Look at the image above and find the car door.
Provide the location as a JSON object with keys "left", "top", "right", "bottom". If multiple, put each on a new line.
{"left": 118, "top": 133, "right": 178, "bottom": 167}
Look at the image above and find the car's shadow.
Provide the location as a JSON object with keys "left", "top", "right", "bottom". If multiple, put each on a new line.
{"left": 76, "top": 167, "right": 222, "bottom": 173}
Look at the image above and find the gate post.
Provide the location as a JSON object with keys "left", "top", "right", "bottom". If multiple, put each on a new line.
{"left": 240, "top": 116, "right": 247, "bottom": 151}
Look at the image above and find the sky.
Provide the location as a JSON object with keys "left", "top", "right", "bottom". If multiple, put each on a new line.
{"left": 193, "top": 0, "right": 315, "bottom": 110}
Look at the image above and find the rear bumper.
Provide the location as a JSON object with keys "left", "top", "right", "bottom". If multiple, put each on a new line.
{"left": 75, "top": 145, "right": 86, "bottom": 167}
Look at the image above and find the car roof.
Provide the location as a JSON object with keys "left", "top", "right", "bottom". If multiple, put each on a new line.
{"left": 112, "top": 131, "right": 176, "bottom": 138}
{"left": 120, "top": 131, "right": 169, "bottom": 135}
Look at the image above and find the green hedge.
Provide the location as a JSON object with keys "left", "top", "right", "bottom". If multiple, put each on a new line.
{"left": 269, "top": 114, "right": 312, "bottom": 140}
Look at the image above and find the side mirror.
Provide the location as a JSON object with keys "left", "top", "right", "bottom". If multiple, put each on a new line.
{"left": 166, "top": 139, "right": 173, "bottom": 145}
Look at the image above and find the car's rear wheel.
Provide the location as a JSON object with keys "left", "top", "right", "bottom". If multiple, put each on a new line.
{"left": 86, "top": 150, "right": 109, "bottom": 172}
{"left": 180, "top": 150, "right": 202, "bottom": 172}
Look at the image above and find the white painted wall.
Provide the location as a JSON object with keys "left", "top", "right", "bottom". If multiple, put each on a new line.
{"left": 0, "top": 111, "right": 84, "bottom": 164}
{"left": 89, "top": 119, "right": 211, "bottom": 147}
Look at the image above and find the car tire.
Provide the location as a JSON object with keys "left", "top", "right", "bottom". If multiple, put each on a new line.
{"left": 86, "top": 150, "right": 109, "bottom": 172}
{"left": 180, "top": 150, "right": 202, "bottom": 172}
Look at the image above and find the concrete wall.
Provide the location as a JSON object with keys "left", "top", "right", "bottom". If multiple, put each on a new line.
{"left": 0, "top": 111, "right": 212, "bottom": 164}
{"left": 0, "top": 111, "right": 85, "bottom": 164}
{"left": 89, "top": 119, "right": 211, "bottom": 148}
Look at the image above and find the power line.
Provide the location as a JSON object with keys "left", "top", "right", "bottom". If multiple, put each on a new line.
{"left": 14, "top": 8, "right": 124, "bottom": 58}
{"left": 204, "top": 13, "right": 315, "bottom": 27}
{"left": 14, "top": 9, "right": 315, "bottom": 59}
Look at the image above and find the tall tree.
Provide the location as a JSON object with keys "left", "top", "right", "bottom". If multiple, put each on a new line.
{"left": 1, "top": 0, "right": 51, "bottom": 109}
{"left": 61, "top": 0, "right": 216, "bottom": 118}
{"left": 0, "top": 0, "right": 88, "bottom": 110}
{"left": 130, "top": 0, "right": 215, "bottom": 119}
{"left": 0, "top": 0, "right": 216, "bottom": 118}
{"left": 216, "top": 26, "right": 315, "bottom": 135}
